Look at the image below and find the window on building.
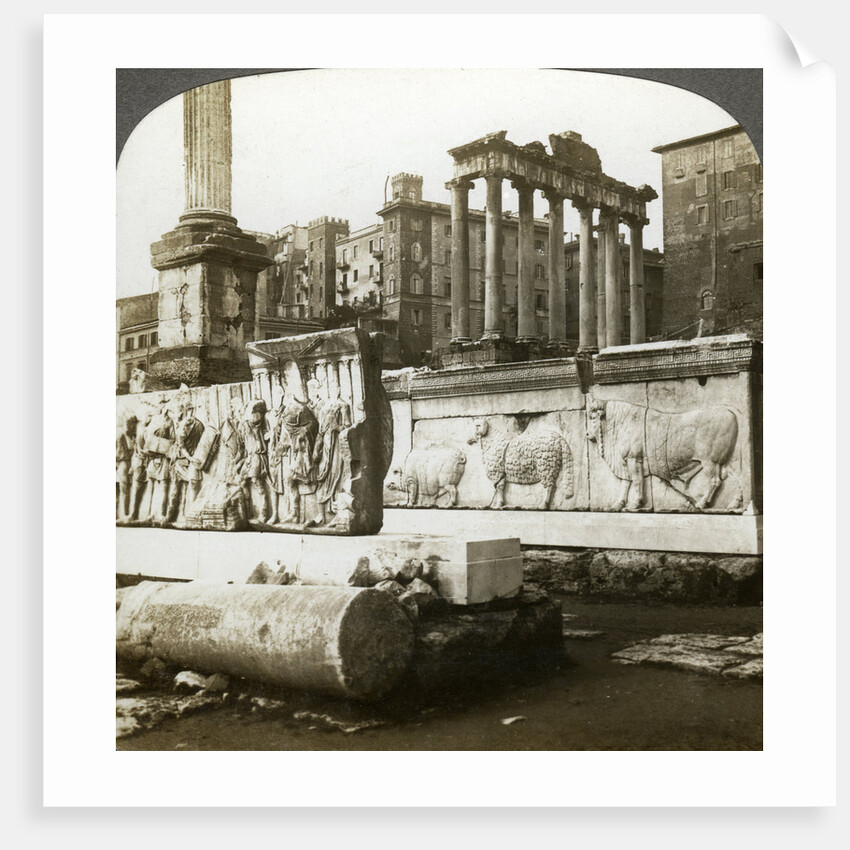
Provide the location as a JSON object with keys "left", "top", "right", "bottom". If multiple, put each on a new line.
{"left": 444, "top": 224, "right": 452, "bottom": 236}
{"left": 753, "top": 262, "right": 763, "bottom": 285}
{"left": 411, "top": 219, "right": 423, "bottom": 232}
{"left": 701, "top": 290, "right": 715, "bottom": 311}
{"left": 480, "top": 230, "right": 486, "bottom": 243}
{"left": 534, "top": 264, "right": 545, "bottom": 279}
{"left": 389, "top": 277, "right": 396, "bottom": 295}
{"left": 722, "top": 170, "right": 736, "bottom": 190}
{"left": 753, "top": 192, "right": 763, "bottom": 213}
{"left": 341, "top": 249, "right": 347, "bottom": 263}
{"left": 342, "top": 273, "right": 348, "bottom": 286}
{"left": 723, "top": 199, "right": 737, "bottom": 219}
{"left": 721, "top": 139, "right": 734, "bottom": 158}
{"left": 320, "top": 286, "right": 323, "bottom": 300}
{"left": 353, "top": 269, "right": 359, "bottom": 283}
{"left": 309, "top": 240, "right": 314, "bottom": 252}
{"left": 319, "top": 262, "right": 323, "bottom": 276}
{"left": 150, "top": 331, "right": 157, "bottom": 347}
{"left": 566, "top": 254, "right": 573, "bottom": 270}
{"left": 411, "top": 274, "right": 423, "bottom": 294}
{"left": 535, "top": 292, "right": 546, "bottom": 311}
{"left": 411, "top": 308, "right": 422, "bottom": 326}
{"left": 388, "top": 220, "right": 396, "bottom": 233}
{"left": 444, "top": 312, "right": 452, "bottom": 330}
{"left": 756, "top": 163, "right": 763, "bottom": 184}
{"left": 412, "top": 243, "right": 422, "bottom": 262}
{"left": 443, "top": 249, "right": 451, "bottom": 265}
{"left": 379, "top": 237, "right": 384, "bottom": 249}
{"left": 696, "top": 205, "right": 709, "bottom": 225}
{"left": 138, "top": 333, "right": 147, "bottom": 348}
{"left": 695, "top": 173, "right": 707, "bottom": 196}
{"left": 389, "top": 245, "right": 395, "bottom": 261}
{"left": 124, "top": 337, "right": 134, "bottom": 352}
{"left": 443, "top": 277, "right": 451, "bottom": 298}
{"left": 353, "top": 245, "right": 358, "bottom": 259}
{"left": 369, "top": 264, "right": 374, "bottom": 278}
{"left": 368, "top": 239, "right": 374, "bottom": 252}
{"left": 534, "top": 239, "right": 545, "bottom": 253}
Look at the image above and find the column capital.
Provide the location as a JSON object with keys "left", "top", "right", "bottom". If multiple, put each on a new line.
{"left": 446, "top": 177, "right": 475, "bottom": 192}
{"left": 571, "top": 198, "right": 594, "bottom": 213}
{"left": 510, "top": 177, "right": 536, "bottom": 195}
{"left": 620, "top": 211, "right": 644, "bottom": 228}
{"left": 542, "top": 187, "right": 566, "bottom": 204}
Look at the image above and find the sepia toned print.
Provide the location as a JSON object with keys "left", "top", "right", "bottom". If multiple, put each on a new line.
{"left": 116, "top": 69, "right": 761, "bottom": 751}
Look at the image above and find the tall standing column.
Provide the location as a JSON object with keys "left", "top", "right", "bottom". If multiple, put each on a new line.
{"left": 514, "top": 181, "right": 536, "bottom": 342}
{"left": 605, "top": 211, "right": 622, "bottom": 347}
{"left": 448, "top": 178, "right": 473, "bottom": 343}
{"left": 595, "top": 222, "right": 607, "bottom": 349}
{"left": 545, "top": 191, "right": 566, "bottom": 347}
{"left": 575, "top": 201, "right": 596, "bottom": 353}
{"left": 482, "top": 174, "right": 504, "bottom": 340}
{"left": 628, "top": 220, "right": 646, "bottom": 344}
{"left": 183, "top": 80, "right": 233, "bottom": 217}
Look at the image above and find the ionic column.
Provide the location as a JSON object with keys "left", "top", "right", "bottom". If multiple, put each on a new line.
{"left": 482, "top": 174, "right": 504, "bottom": 340}
{"left": 513, "top": 180, "right": 536, "bottom": 342}
{"left": 604, "top": 211, "right": 622, "bottom": 347}
{"left": 448, "top": 178, "right": 474, "bottom": 343}
{"left": 544, "top": 190, "right": 566, "bottom": 347}
{"left": 574, "top": 201, "right": 597, "bottom": 353}
{"left": 183, "top": 80, "right": 232, "bottom": 215}
{"left": 628, "top": 219, "right": 646, "bottom": 344}
{"left": 595, "top": 222, "right": 607, "bottom": 349}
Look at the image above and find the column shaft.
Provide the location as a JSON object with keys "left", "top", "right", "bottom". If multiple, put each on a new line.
{"left": 449, "top": 180, "right": 473, "bottom": 342}
{"left": 596, "top": 224, "right": 607, "bottom": 349}
{"left": 629, "top": 222, "right": 646, "bottom": 344}
{"left": 483, "top": 175, "right": 504, "bottom": 339}
{"left": 605, "top": 213, "right": 622, "bottom": 347}
{"left": 576, "top": 204, "right": 596, "bottom": 352}
{"left": 515, "top": 184, "right": 536, "bottom": 341}
{"left": 546, "top": 193, "right": 566, "bottom": 346}
{"left": 183, "top": 80, "right": 232, "bottom": 214}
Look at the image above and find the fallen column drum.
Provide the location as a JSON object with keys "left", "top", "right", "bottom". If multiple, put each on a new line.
{"left": 117, "top": 581, "right": 415, "bottom": 700}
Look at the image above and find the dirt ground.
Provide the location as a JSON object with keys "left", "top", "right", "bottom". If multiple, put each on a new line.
{"left": 117, "top": 596, "right": 762, "bottom": 752}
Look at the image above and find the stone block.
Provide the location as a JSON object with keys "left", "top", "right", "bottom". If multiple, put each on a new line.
{"left": 435, "top": 555, "right": 523, "bottom": 606}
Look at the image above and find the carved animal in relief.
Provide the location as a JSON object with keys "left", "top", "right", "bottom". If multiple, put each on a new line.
{"left": 467, "top": 418, "right": 574, "bottom": 510}
{"left": 585, "top": 398, "right": 739, "bottom": 512}
{"left": 390, "top": 446, "right": 467, "bottom": 506}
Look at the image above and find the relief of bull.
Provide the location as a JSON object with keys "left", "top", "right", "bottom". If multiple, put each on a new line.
{"left": 585, "top": 397, "right": 739, "bottom": 512}
{"left": 467, "top": 418, "right": 574, "bottom": 510}
{"left": 388, "top": 446, "right": 467, "bottom": 506}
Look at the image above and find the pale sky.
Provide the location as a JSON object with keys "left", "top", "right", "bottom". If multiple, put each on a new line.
{"left": 116, "top": 68, "right": 736, "bottom": 299}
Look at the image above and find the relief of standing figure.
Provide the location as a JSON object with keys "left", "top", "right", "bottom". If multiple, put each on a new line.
{"left": 240, "top": 399, "right": 276, "bottom": 524}
{"left": 311, "top": 377, "right": 352, "bottom": 525}
{"left": 273, "top": 384, "right": 318, "bottom": 525}
{"left": 167, "top": 398, "right": 206, "bottom": 524}
{"left": 128, "top": 410, "right": 152, "bottom": 521}
{"left": 116, "top": 413, "right": 138, "bottom": 521}
{"left": 144, "top": 396, "right": 176, "bottom": 525}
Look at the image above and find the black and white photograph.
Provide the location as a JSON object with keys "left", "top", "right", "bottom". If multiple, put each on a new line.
{"left": 114, "top": 66, "right": 764, "bottom": 752}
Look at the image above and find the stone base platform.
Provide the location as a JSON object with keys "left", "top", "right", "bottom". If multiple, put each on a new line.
{"left": 116, "top": 528, "right": 523, "bottom": 606}
{"left": 382, "top": 509, "right": 763, "bottom": 556}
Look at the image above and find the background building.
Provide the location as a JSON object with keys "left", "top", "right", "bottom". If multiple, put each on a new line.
{"left": 116, "top": 292, "right": 159, "bottom": 386}
{"left": 652, "top": 125, "right": 762, "bottom": 339}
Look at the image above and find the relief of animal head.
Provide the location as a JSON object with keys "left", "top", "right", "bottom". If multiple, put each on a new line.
{"left": 466, "top": 418, "right": 490, "bottom": 445}
{"left": 585, "top": 396, "right": 606, "bottom": 442}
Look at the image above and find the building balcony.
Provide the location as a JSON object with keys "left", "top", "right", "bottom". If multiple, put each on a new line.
{"left": 337, "top": 282, "right": 349, "bottom": 294}
{"left": 371, "top": 248, "right": 384, "bottom": 260}
{"left": 336, "top": 260, "right": 350, "bottom": 270}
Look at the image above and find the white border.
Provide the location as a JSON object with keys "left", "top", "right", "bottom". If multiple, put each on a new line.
{"left": 43, "top": 14, "right": 836, "bottom": 809}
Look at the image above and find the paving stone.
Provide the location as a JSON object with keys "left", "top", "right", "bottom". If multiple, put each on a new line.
{"left": 650, "top": 634, "right": 750, "bottom": 650}
{"left": 612, "top": 644, "right": 738, "bottom": 675}
{"left": 116, "top": 676, "right": 143, "bottom": 695}
{"left": 722, "top": 658, "right": 763, "bottom": 680}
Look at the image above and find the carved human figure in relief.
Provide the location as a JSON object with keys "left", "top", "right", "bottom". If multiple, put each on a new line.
{"left": 467, "top": 419, "right": 573, "bottom": 510}
{"left": 128, "top": 410, "right": 152, "bottom": 522}
{"left": 166, "top": 398, "right": 206, "bottom": 523}
{"left": 311, "top": 377, "right": 352, "bottom": 525}
{"left": 585, "top": 397, "right": 739, "bottom": 512}
{"left": 240, "top": 399, "right": 276, "bottom": 524}
{"left": 143, "top": 396, "right": 176, "bottom": 524}
{"left": 273, "top": 384, "right": 318, "bottom": 524}
{"left": 116, "top": 413, "right": 138, "bottom": 520}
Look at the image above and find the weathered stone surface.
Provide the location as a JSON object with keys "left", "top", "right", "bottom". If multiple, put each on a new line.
{"left": 522, "top": 547, "right": 762, "bottom": 604}
{"left": 562, "top": 629, "right": 605, "bottom": 639}
{"left": 373, "top": 579, "right": 406, "bottom": 597}
{"left": 174, "top": 670, "right": 208, "bottom": 692}
{"left": 246, "top": 561, "right": 276, "bottom": 584}
{"left": 203, "top": 673, "right": 230, "bottom": 693}
{"left": 117, "top": 581, "right": 414, "bottom": 700}
{"left": 611, "top": 632, "right": 763, "bottom": 680}
{"left": 115, "top": 676, "right": 143, "bottom": 695}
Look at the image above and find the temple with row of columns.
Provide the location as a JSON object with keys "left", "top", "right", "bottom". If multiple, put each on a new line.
{"left": 446, "top": 131, "right": 657, "bottom": 356}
